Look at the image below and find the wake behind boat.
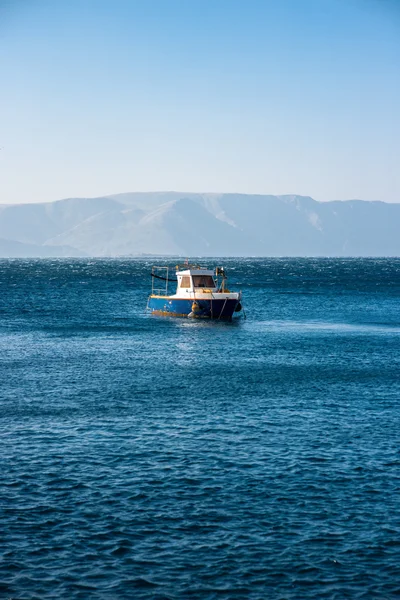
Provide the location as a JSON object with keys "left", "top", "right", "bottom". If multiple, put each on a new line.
{"left": 147, "top": 263, "right": 243, "bottom": 320}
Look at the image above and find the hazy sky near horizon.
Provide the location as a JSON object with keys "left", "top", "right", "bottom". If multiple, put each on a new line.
{"left": 1, "top": 0, "right": 399, "bottom": 204}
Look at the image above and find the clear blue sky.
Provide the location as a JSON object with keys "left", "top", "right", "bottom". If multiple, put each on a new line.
{"left": 1, "top": 0, "right": 399, "bottom": 204}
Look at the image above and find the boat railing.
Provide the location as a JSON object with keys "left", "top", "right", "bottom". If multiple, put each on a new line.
{"left": 152, "top": 287, "right": 167, "bottom": 296}
{"left": 151, "top": 266, "right": 175, "bottom": 297}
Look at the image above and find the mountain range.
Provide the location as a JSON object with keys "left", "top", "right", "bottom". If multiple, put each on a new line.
{"left": 0, "top": 192, "right": 399, "bottom": 257}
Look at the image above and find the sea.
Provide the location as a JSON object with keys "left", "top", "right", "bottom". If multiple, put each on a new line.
{"left": 1, "top": 258, "right": 399, "bottom": 600}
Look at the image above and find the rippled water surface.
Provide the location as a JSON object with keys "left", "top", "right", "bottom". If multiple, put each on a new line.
{"left": 1, "top": 258, "right": 400, "bottom": 599}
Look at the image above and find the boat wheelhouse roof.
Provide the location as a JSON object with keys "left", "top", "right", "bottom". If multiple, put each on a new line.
{"left": 176, "top": 268, "right": 215, "bottom": 276}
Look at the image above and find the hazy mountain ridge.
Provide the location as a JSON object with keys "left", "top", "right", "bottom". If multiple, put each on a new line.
{"left": 0, "top": 237, "right": 86, "bottom": 258}
{"left": 0, "top": 193, "right": 399, "bottom": 257}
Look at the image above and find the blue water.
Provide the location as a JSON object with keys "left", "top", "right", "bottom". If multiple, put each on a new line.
{"left": 1, "top": 258, "right": 399, "bottom": 600}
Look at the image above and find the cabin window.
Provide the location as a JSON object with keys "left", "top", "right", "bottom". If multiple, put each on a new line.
{"left": 193, "top": 275, "right": 215, "bottom": 288}
{"left": 180, "top": 276, "right": 191, "bottom": 288}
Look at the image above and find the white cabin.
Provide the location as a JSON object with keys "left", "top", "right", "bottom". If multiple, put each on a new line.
{"left": 175, "top": 269, "right": 217, "bottom": 294}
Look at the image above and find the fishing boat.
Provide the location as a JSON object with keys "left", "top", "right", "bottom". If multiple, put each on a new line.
{"left": 147, "top": 263, "right": 243, "bottom": 320}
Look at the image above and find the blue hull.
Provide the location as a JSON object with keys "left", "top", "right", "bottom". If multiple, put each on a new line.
{"left": 148, "top": 296, "right": 240, "bottom": 319}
